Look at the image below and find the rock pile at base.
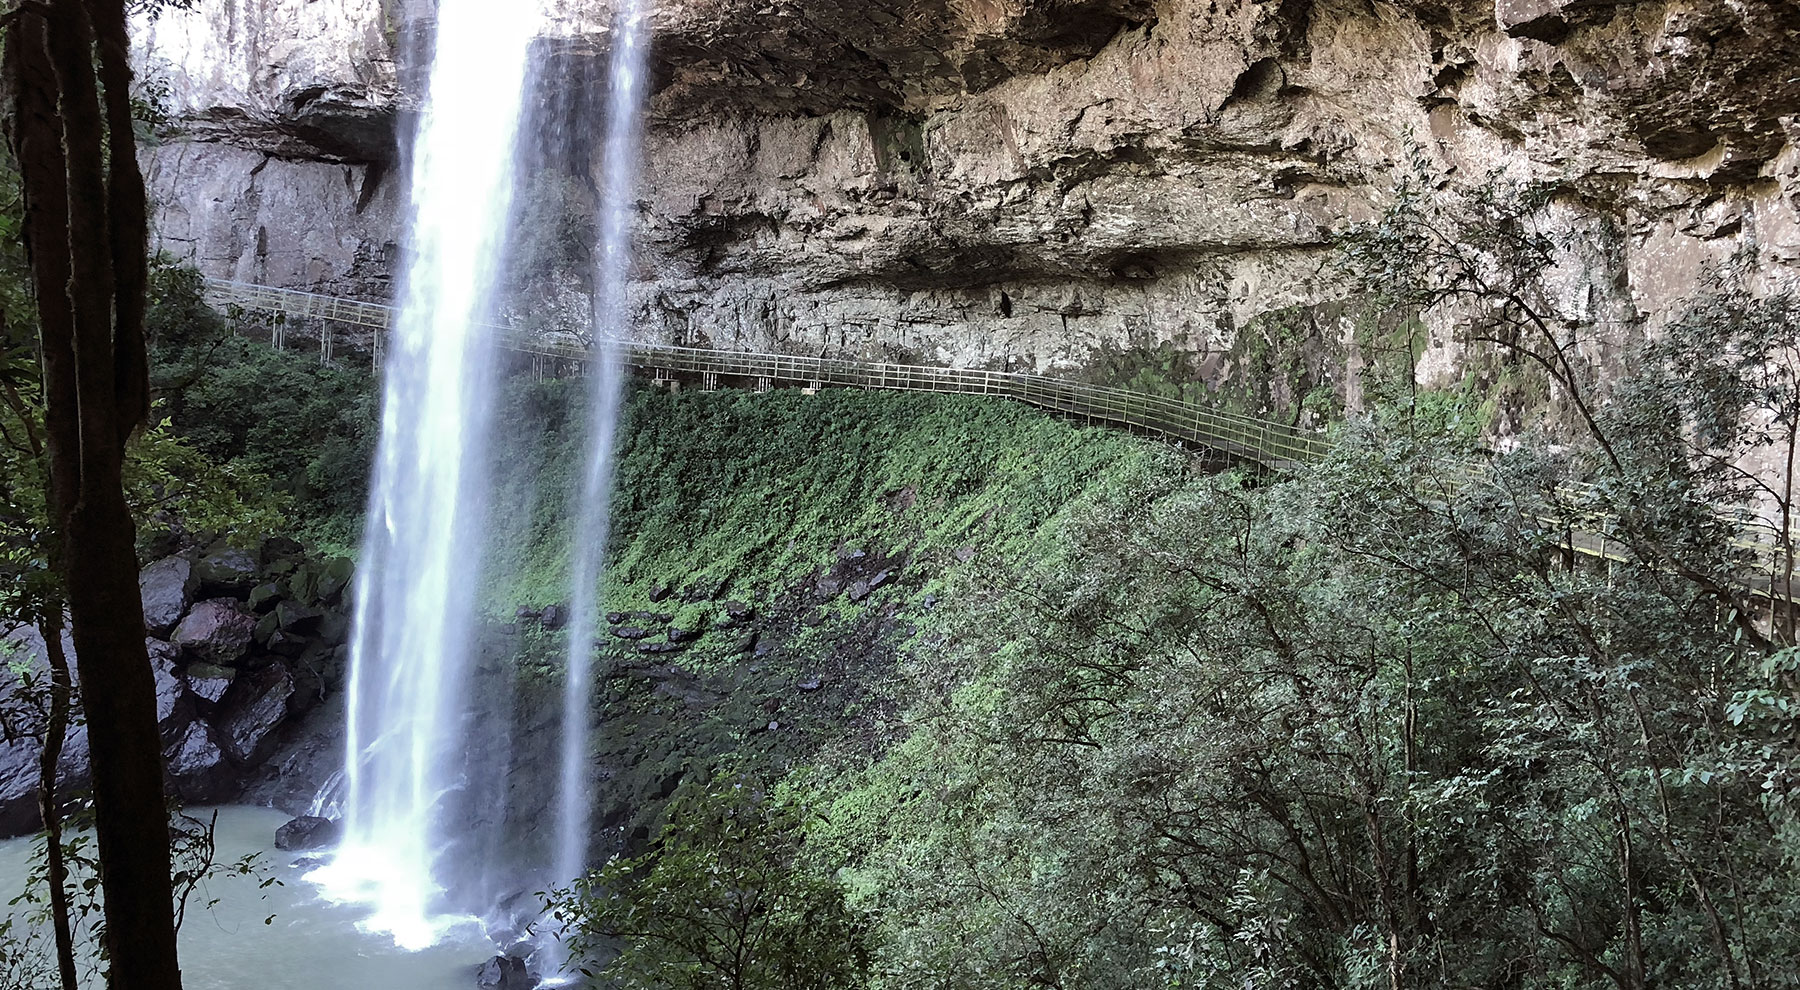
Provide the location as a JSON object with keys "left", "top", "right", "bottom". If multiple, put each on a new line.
{"left": 0, "top": 541, "right": 354, "bottom": 837}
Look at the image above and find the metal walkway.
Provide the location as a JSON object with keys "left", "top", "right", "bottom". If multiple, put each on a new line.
{"left": 203, "top": 278, "right": 1328, "bottom": 470}
{"left": 202, "top": 277, "right": 1798, "bottom": 605}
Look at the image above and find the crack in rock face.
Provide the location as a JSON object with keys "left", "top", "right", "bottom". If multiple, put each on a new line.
{"left": 137, "top": 0, "right": 1800, "bottom": 390}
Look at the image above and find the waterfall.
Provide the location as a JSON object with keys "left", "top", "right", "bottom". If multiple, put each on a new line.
{"left": 555, "top": 0, "right": 653, "bottom": 895}
{"left": 311, "top": 0, "right": 543, "bottom": 952}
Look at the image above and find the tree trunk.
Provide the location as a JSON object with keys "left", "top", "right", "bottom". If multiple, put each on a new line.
{"left": 36, "top": 608, "right": 79, "bottom": 990}
{"left": 4, "top": 3, "right": 183, "bottom": 987}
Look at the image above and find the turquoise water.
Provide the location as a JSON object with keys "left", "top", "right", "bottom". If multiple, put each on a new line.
{"left": 0, "top": 806, "right": 495, "bottom": 988}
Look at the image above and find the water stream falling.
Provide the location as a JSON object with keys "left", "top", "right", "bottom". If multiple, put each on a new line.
{"left": 311, "top": 0, "right": 544, "bottom": 952}
{"left": 556, "top": 0, "right": 653, "bottom": 895}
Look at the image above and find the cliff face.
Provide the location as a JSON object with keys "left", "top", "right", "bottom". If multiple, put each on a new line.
{"left": 135, "top": 0, "right": 1800, "bottom": 378}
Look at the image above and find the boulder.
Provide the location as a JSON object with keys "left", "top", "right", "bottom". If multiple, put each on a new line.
{"left": 0, "top": 723, "right": 90, "bottom": 839}
{"left": 610, "top": 625, "right": 650, "bottom": 640}
{"left": 165, "top": 722, "right": 235, "bottom": 803}
{"left": 274, "top": 815, "right": 340, "bottom": 851}
{"left": 667, "top": 625, "right": 701, "bottom": 643}
{"left": 139, "top": 557, "right": 197, "bottom": 637}
{"left": 539, "top": 604, "right": 567, "bottom": 630}
{"left": 217, "top": 664, "right": 296, "bottom": 766}
{"left": 172, "top": 600, "right": 256, "bottom": 665}
{"left": 267, "top": 630, "right": 308, "bottom": 658}
{"left": 275, "top": 600, "right": 324, "bottom": 636}
{"left": 475, "top": 955, "right": 533, "bottom": 990}
{"left": 194, "top": 548, "right": 259, "bottom": 598}
{"left": 648, "top": 581, "right": 673, "bottom": 603}
{"left": 257, "top": 536, "right": 303, "bottom": 565}
{"left": 723, "top": 600, "right": 754, "bottom": 621}
{"left": 315, "top": 611, "right": 351, "bottom": 646}
{"left": 253, "top": 610, "right": 280, "bottom": 646}
{"left": 145, "top": 639, "right": 193, "bottom": 745}
{"left": 314, "top": 557, "right": 355, "bottom": 603}
{"left": 184, "top": 663, "right": 237, "bottom": 708}
{"left": 247, "top": 582, "right": 283, "bottom": 613}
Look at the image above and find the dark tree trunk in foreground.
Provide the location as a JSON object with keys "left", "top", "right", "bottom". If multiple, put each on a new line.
{"left": 37, "top": 608, "right": 80, "bottom": 990}
{"left": 4, "top": 2, "right": 182, "bottom": 987}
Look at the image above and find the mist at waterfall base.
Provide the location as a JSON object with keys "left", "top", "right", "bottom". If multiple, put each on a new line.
{"left": 305, "top": 0, "right": 541, "bottom": 954}
{"left": 558, "top": 0, "right": 652, "bottom": 896}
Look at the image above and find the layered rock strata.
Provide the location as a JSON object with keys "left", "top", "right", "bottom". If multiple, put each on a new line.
{"left": 134, "top": 0, "right": 1800, "bottom": 383}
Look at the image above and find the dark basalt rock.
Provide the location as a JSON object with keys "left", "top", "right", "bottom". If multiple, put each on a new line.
{"left": 247, "top": 581, "right": 284, "bottom": 613}
{"left": 172, "top": 599, "right": 257, "bottom": 665}
{"left": 666, "top": 625, "right": 701, "bottom": 643}
{"left": 165, "top": 721, "right": 234, "bottom": 803}
{"left": 184, "top": 663, "right": 238, "bottom": 709}
{"left": 267, "top": 630, "right": 309, "bottom": 658}
{"left": 474, "top": 954, "right": 533, "bottom": 990}
{"left": 276, "top": 600, "right": 324, "bottom": 635}
{"left": 194, "top": 548, "right": 259, "bottom": 598}
{"left": 539, "top": 604, "right": 568, "bottom": 630}
{"left": 146, "top": 639, "right": 193, "bottom": 745}
{"left": 139, "top": 556, "right": 198, "bottom": 637}
{"left": 314, "top": 557, "right": 355, "bottom": 603}
{"left": 258, "top": 536, "right": 303, "bottom": 564}
{"left": 316, "top": 611, "right": 351, "bottom": 646}
{"left": 274, "top": 815, "right": 340, "bottom": 851}
{"left": 638, "top": 641, "right": 687, "bottom": 655}
{"left": 0, "top": 723, "right": 89, "bottom": 838}
{"left": 611, "top": 625, "right": 650, "bottom": 640}
{"left": 217, "top": 664, "right": 296, "bottom": 766}
{"left": 648, "top": 581, "right": 673, "bottom": 603}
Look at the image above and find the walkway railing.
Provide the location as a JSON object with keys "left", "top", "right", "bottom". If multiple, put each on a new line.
{"left": 203, "top": 278, "right": 1329, "bottom": 470}
{"left": 202, "top": 277, "right": 1798, "bottom": 603}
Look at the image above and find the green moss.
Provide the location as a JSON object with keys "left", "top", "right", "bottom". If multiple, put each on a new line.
{"left": 484, "top": 383, "right": 1176, "bottom": 616}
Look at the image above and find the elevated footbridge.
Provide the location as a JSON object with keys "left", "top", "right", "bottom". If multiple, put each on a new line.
{"left": 202, "top": 278, "right": 1329, "bottom": 470}
{"left": 202, "top": 277, "right": 1798, "bottom": 607}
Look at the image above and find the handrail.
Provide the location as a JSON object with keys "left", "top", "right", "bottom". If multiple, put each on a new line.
{"left": 202, "top": 277, "right": 1798, "bottom": 600}
{"left": 202, "top": 277, "right": 1330, "bottom": 469}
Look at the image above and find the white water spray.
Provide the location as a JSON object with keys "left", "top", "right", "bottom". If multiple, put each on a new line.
{"left": 555, "top": 0, "right": 652, "bottom": 893}
{"left": 313, "top": 0, "right": 543, "bottom": 952}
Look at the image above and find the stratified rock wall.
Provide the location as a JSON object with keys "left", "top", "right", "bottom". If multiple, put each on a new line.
{"left": 134, "top": 0, "right": 1800, "bottom": 378}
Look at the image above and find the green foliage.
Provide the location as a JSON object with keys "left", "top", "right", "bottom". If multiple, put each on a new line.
{"left": 485, "top": 383, "right": 1169, "bottom": 612}
{"left": 548, "top": 778, "right": 869, "bottom": 990}
{"left": 1338, "top": 144, "right": 1595, "bottom": 441}
{"left": 813, "top": 369, "right": 1800, "bottom": 989}
{"left": 147, "top": 267, "right": 377, "bottom": 549}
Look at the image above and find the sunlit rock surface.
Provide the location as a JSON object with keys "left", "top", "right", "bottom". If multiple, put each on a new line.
{"left": 136, "top": 0, "right": 1800, "bottom": 376}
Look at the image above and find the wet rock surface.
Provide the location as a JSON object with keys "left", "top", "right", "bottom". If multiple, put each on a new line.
{"left": 173, "top": 599, "right": 258, "bottom": 665}
{"left": 0, "top": 545, "right": 357, "bottom": 839}
{"left": 140, "top": 556, "right": 198, "bottom": 636}
{"left": 274, "top": 814, "right": 340, "bottom": 851}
